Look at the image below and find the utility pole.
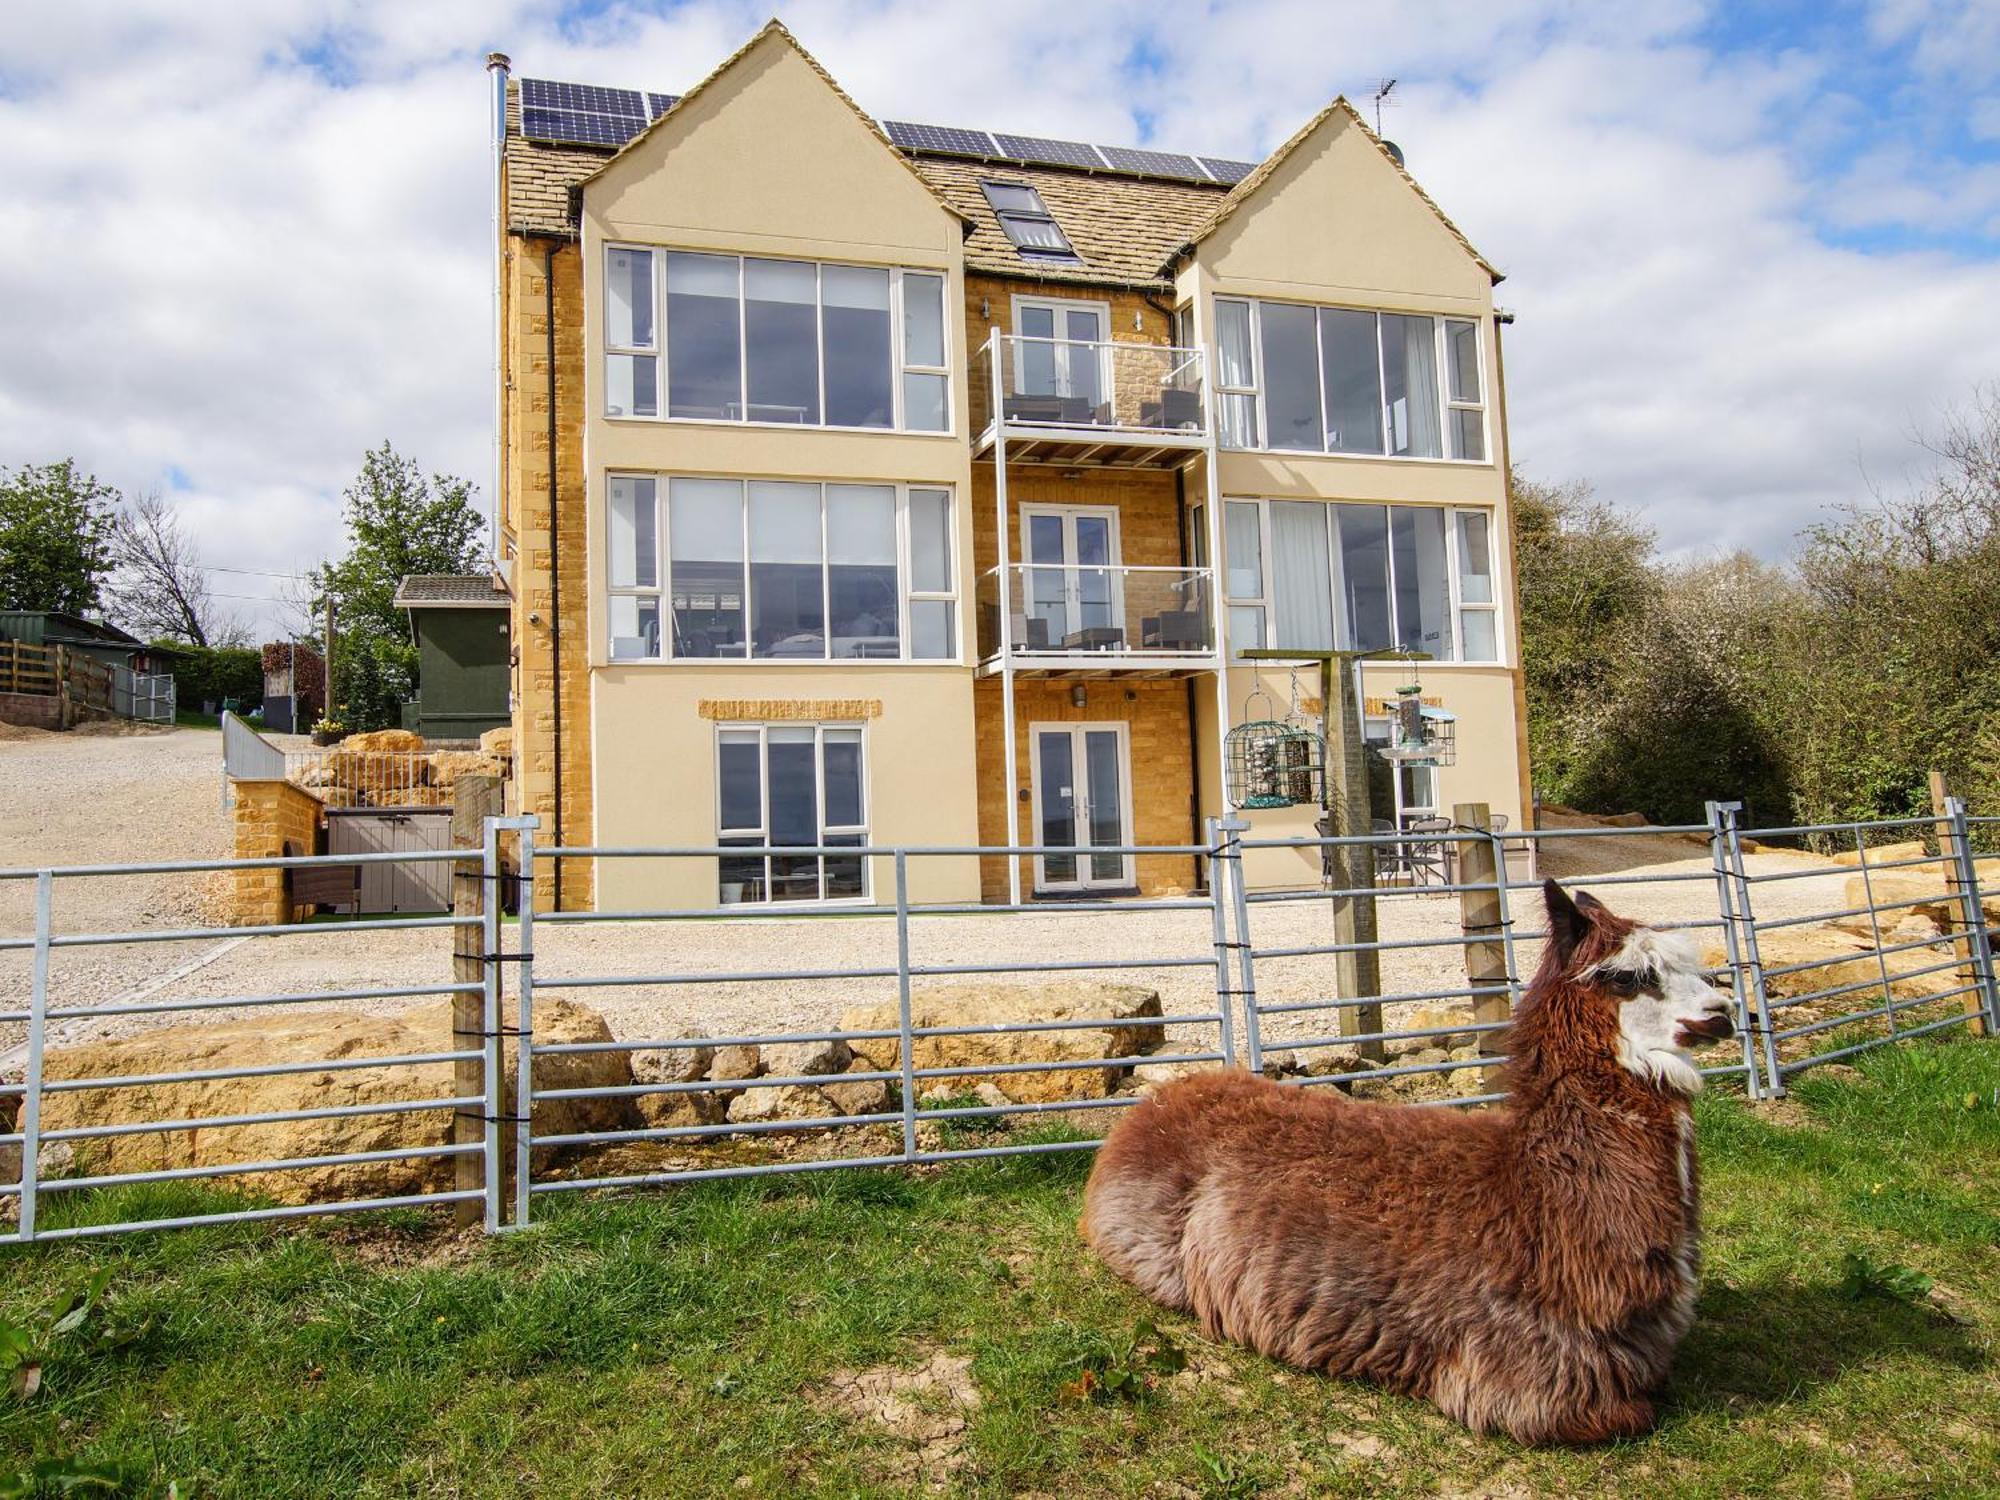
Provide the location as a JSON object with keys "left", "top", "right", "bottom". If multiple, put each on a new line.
{"left": 323, "top": 594, "right": 336, "bottom": 726}
{"left": 1241, "top": 647, "right": 1430, "bottom": 1061}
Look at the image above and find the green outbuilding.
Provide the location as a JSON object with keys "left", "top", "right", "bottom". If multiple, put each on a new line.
{"left": 393, "top": 574, "right": 511, "bottom": 742}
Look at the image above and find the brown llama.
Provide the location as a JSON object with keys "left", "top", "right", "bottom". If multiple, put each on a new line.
{"left": 1080, "top": 879, "right": 1736, "bottom": 1445}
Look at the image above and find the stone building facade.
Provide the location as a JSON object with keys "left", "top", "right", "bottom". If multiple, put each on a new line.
{"left": 493, "top": 20, "right": 1530, "bottom": 912}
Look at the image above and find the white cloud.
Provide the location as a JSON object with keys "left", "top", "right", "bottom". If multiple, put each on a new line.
{"left": 0, "top": 0, "right": 1994, "bottom": 638}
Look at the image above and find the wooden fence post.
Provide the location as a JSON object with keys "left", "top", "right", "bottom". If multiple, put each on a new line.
{"left": 1455, "top": 802, "right": 1512, "bottom": 1056}
{"left": 450, "top": 773, "right": 504, "bottom": 1226}
{"left": 1929, "top": 770, "right": 1989, "bottom": 1039}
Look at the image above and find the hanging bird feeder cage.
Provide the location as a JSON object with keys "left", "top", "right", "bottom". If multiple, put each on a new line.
{"left": 1225, "top": 717, "right": 1326, "bottom": 809}
{"left": 1374, "top": 679, "right": 1457, "bottom": 768}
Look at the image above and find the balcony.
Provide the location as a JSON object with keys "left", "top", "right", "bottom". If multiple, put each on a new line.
{"left": 972, "top": 335, "right": 1210, "bottom": 468}
{"left": 975, "top": 564, "right": 1220, "bottom": 677}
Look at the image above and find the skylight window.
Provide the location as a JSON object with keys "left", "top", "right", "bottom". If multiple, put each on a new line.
{"left": 980, "top": 180, "right": 1080, "bottom": 263}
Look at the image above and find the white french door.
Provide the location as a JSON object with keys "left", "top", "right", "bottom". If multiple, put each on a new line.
{"left": 1013, "top": 298, "right": 1109, "bottom": 412}
{"left": 1030, "top": 722, "right": 1134, "bottom": 892}
{"left": 1021, "top": 505, "right": 1122, "bottom": 651}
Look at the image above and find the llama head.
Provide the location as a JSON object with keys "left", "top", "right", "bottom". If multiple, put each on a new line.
{"left": 1542, "top": 879, "right": 1735, "bottom": 1096}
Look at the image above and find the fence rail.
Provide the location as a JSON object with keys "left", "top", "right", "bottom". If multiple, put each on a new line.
{"left": 0, "top": 641, "right": 174, "bottom": 724}
{"left": 0, "top": 803, "right": 1993, "bottom": 1244}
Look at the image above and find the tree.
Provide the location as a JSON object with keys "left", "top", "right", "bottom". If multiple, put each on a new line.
{"left": 1509, "top": 470, "right": 1658, "bottom": 803}
{"left": 313, "top": 443, "right": 483, "bottom": 731}
{"left": 0, "top": 460, "right": 117, "bottom": 615}
{"left": 102, "top": 488, "right": 242, "bottom": 647}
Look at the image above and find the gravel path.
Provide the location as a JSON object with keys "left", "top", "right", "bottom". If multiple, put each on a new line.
{"left": 0, "top": 729, "right": 1861, "bottom": 1061}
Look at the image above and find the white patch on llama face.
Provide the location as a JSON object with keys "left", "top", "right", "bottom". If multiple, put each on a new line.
{"left": 1593, "top": 927, "right": 1734, "bottom": 1096}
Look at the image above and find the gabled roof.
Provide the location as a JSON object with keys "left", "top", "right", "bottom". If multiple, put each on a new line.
{"left": 394, "top": 574, "right": 509, "bottom": 610}
{"left": 500, "top": 34, "right": 1496, "bottom": 289}
{"left": 581, "top": 20, "right": 970, "bottom": 231}
{"left": 1163, "top": 97, "right": 1501, "bottom": 283}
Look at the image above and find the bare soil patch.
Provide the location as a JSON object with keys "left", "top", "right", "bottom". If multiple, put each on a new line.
{"left": 822, "top": 1348, "right": 981, "bottom": 1485}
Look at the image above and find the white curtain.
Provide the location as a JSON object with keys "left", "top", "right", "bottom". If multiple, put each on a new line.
{"left": 1269, "top": 502, "right": 1333, "bottom": 649}
{"left": 1387, "top": 314, "right": 1442, "bottom": 458}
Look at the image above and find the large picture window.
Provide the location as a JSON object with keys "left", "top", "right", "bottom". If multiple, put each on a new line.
{"left": 604, "top": 247, "right": 949, "bottom": 433}
{"left": 717, "top": 724, "right": 867, "bottom": 904}
{"left": 1213, "top": 298, "right": 1487, "bottom": 462}
{"left": 1224, "top": 501, "right": 1502, "bottom": 663}
{"left": 607, "top": 476, "right": 957, "bottom": 663}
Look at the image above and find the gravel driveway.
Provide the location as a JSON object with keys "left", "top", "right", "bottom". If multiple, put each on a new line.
{"left": 0, "top": 722, "right": 1860, "bottom": 1062}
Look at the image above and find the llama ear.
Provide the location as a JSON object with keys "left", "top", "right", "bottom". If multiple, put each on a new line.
{"left": 1544, "top": 879, "right": 1590, "bottom": 964}
{"left": 1574, "top": 889, "right": 1608, "bottom": 915}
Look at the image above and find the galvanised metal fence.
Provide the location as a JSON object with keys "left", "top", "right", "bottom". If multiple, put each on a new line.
{"left": 0, "top": 833, "right": 526, "bottom": 1243}
{"left": 0, "top": 803, "right": 1993, "bottom": 1243}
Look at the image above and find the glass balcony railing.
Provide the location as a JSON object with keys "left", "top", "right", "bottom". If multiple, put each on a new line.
{"left": 976, "top": 564, "right": 1217, "bottom": 661}
{"left": 972, "top": 336, "right": 1208, "bottom": 441}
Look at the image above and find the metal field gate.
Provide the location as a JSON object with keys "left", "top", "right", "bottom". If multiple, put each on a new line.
{"left": 0, "top": 801, "right": 1993, "bottom": 1245}
{"left": 325, "top": 808, "right": 453, "bottom": 913}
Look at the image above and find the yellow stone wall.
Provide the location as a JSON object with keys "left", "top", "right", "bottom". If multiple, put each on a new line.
{"left": 501, "top": 235, "right": 595, "bottom": 910}
{"left": 973, "top": 678, "right": 1199, "bottom": 901}
{"left": 229, "top": 779, "right": 325, "bottom": 926}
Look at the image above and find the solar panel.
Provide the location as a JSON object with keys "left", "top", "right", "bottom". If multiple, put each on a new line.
{"left": 647, "top": 93, "right": 679, "bottom": 119}
{"left": 1199, "top": 157, "right": 1259, "bottom": 185}
{"left": 992, "top": 134, "right": 1106, "bottom": 170}
{"left": 521, "top": 106, "right": 647, "bottom": 148}
{"left": 519, "top": 79, "right": 646, "bottom": 118}
{"left": 882, "top": 120, "right": 998, "bottom": 156}
{"left": 1098, "top": 145, "right": 1205, "bottom": 180}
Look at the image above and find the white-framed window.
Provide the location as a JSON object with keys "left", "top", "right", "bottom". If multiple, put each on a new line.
{"left": 1220, "top": 499, "right": 1267, "bottom": 655}
{"left": 1213, "top": 299, "right": 1260, "bottom": 449}
{"left": 602, "top": 246, "right": 951, "bottom": 434}
{"left": 1442, "top": 317, "right": 1486, "bottom": 461}
{"left": 606, "top": 247, "right": 659, "bottom": 417}
{"left": 607, "top": 476, "right": 958, "bottom": 664}
{"left": 716, "top": 723, "right": 868, "bottom": 905}
{"left": 1222, "top": 500, "right": 1502, "bottom": 663}
{"left": 1211, "top": 297, "right": 1488, "bottom": 462}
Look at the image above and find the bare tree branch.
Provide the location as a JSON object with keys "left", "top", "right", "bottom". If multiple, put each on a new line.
{"left": 103, "top": 488, "right": 243, "bottom": 647}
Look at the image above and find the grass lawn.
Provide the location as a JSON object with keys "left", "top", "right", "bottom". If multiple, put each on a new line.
{"left": 169, "top": 710, "right": 221, "bottom": 730}
{"left": 0, "top": 1039, "right": 1995, "bottom": 1498}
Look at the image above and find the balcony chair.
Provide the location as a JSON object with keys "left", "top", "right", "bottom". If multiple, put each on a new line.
{"left": 1138, "top": 388, "right": 1204, "bottom": 432}
{"left": 1141, "top": 611, "right": 1207, "bottom": 651}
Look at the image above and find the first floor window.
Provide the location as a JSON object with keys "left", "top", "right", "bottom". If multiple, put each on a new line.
{"left": 607, "top": 475, "right": 957, "bottom": 663}
{"left": 717, "top": 725, "right": 866, "bottom": 904}
{"left": 1224, "top": 500, "right": 1501, "bottom": 663}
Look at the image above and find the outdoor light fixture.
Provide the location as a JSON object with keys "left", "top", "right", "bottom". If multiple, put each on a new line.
{"left": 1071, "top": 684, "right": 1087, "bottom": 708}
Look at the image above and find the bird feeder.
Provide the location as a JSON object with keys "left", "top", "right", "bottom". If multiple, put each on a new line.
{"left": 1225, "top": 685, "right": 1326, "bottom": 808}
{"left": 1374, "top": 677, "right": 1457, "bottom": 768}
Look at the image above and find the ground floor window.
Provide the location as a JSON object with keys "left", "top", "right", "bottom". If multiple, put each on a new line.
{"left": 716, "top": 724, "right": 867, "bottom": 904}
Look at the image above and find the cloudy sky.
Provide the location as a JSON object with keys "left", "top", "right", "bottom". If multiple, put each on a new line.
{"left": 2, "top": 0, "right": 1995, "bottom": 637}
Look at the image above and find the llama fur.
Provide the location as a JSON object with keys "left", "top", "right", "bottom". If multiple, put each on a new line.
{"left": 1079, "top": 880, "right": 1735, "bottom": 1445}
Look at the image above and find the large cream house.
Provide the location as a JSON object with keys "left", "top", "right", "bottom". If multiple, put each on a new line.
{"left": 492, "top": 21, "right": 1530, "bottom": 911}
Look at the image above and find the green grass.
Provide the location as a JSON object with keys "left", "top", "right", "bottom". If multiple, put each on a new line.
{"left": 1, "top": 1041, "right": 1996, "bottom": 1498}
{"left": 170, "top": 709, "right": 221, "bottom": 730}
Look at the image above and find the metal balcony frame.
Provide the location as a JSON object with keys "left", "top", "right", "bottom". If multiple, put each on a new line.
{"left": 987, "top": 329, "right": 1233, "bottom": 904}
{"left": 971, "top": 333, "right": 1213, "bottom": 469}
{"left": 974, "top": 562, "right": 1222, "bottom": 679}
